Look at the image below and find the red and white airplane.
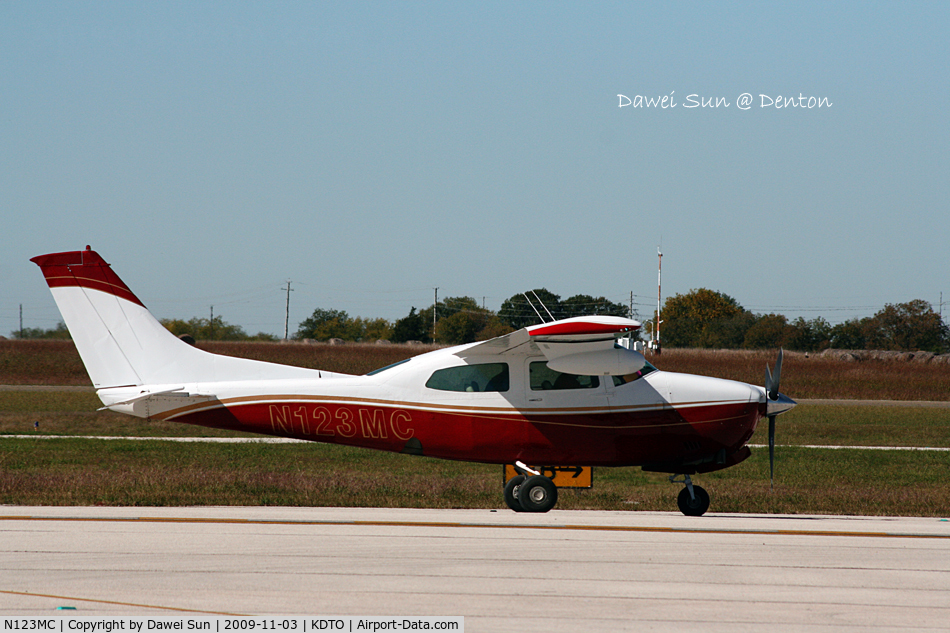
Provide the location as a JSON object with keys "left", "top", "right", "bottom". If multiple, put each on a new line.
{"left": 33, "top": 247, "right": 796, "bottom": 516}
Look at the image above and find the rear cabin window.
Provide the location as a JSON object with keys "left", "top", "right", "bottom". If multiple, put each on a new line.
{"left": 529, "top": 361, "right": 600, "bottom": 391}
{"left": 425, "top": 363, "right": 509, "bottom": 393}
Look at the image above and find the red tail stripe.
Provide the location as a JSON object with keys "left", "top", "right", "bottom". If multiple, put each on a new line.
{"left": 31, "top": 249, "right": 145, "bottom": 308}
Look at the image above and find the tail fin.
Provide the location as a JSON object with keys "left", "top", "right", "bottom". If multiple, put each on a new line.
{"left": 32, "top": 247, "right": 330, "bottom": 389}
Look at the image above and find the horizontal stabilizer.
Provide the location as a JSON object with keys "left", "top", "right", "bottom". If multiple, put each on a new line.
{"left": 98, "top": 386, "right": 220, "bottom": 418}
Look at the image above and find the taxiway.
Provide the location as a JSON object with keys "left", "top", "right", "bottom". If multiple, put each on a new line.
{"left": 1, "top": 506, "right": 948, "bottom": 631}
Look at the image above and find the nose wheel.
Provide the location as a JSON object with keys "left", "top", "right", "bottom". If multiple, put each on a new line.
{"left": 671, "top": 474, "right": 710, "bottom": 516}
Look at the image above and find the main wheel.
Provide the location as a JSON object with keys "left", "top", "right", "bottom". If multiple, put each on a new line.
{"left": 518, "top": 475, "right": 558, "bottom": 513}
{"left": 504, "top": 475, "right": 526, "bottom": 512}
{"left": 677, "top": 485, "right": 710, "bottom": 517}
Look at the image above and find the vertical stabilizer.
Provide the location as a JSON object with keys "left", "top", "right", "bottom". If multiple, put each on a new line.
{"left": 32, "top": 247, "right": 333, "bottom": 389}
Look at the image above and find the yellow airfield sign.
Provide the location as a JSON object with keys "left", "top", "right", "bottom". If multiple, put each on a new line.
{"left": 503, "top": 465, "right": 593, "bottom": 488}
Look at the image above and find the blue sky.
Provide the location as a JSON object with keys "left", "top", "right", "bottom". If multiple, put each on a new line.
{"left": 2, "top": 2, "right": 947, "bottom": 337}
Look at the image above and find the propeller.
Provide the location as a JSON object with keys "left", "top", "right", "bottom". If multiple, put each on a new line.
{"left": 764, "top": 349, "right": 796, "bottom": 491}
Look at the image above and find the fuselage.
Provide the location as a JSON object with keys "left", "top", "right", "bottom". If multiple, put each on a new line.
{"left": 99, "top": 344, "right": 766, "bottom": 470}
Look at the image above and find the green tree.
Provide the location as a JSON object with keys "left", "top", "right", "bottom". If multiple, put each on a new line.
{"left": 432, "top": 297, "right": 493, "bottom": 344}
{"left": 161, "top": 317, "right": 247, "bottom": 341}
{"left": 699, "top": 311, "right": 757, "bottom": 348}
{"left": 498, "top": 289, "right": 563, "bottom": 329}
{"left": 742, "top": 314, "right": 790, "bottom": 350}
{"left": 342, "top": 316, "right": 393, "bottom": 342}
{"left": 863, "top": 300, "right": 948, "bottom": 352}
{"left": 475, "top": 316, "right": 514, "bottom": 341}
{"left": 295, "top": 308, "right": 350, "bottom": 341}
{"left": 561, "top": 295, "right": 629, "bottom": 319}
{"left": 830, "top": 318, "right": 870, "bottom": 349}
{"left": 659, "top": 289, "right": 747, "bottom": 348}
{"left": 392, "top": 307, "right": 428, "bottom": 343}
{"left": 434, "top": 311, "right": 484, "bottom": 345}
{"left": 420, "top": 297, "right": 486, "bottom": 343}
{"left": 782, "top": 317, "right": 832, "bottom": 352}
{"left": 11, "top": 322, "right": 71, "bottom": 340}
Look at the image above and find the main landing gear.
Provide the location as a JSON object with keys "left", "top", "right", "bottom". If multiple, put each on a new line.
{"left": 670, "top": 474, "right": 710, "bottom": 516}
{"left": 504, "top": 470, "right": 559, "bottom": 513}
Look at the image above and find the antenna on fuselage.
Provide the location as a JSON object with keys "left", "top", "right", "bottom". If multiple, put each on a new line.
{"left": 522, "top": 293, "right": 545, "bottom": 323}
{"left": 531, "top": 290, "right": 556, "bottom": 322}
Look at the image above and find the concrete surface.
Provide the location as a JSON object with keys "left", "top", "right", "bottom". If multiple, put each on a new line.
{"left": 1, "top": 506, "right": 948, "bottom": 631}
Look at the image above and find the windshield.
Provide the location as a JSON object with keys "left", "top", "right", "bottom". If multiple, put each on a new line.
{"left": 611, "top": 360, "right": 658, "bottom": 386}
{"left": 365, "top": 358, "right": 412, "bottom": 376}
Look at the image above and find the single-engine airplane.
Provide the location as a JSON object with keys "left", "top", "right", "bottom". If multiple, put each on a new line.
{"left": 32, "top": 247, "right": 796, "bottom": 515}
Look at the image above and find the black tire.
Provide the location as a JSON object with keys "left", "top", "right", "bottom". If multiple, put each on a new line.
{"left": 504, "top": 475, "right": 526, "bottom": 512}
{"left": 677, "top": 485, "right": 710, "bottom": 517}
{"left": 518, "top": 475, "right": 558, "bottom": 513}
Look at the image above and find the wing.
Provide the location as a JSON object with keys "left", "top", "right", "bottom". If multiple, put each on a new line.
{"left": 457, "top": 316, "right": 646, "bottom": 376}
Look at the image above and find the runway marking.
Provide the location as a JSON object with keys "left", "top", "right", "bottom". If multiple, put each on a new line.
{"left": 0, "top": 589, "right": 243, "bottom": 615}
{"left": 1, "top": 515, "right": 947, "bottom": 540}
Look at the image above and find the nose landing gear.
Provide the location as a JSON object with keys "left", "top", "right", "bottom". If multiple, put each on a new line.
{"left": 671, "top": 474, "right": 710, "bottom": 516}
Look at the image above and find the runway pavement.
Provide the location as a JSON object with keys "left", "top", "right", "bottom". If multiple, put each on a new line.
{"left": 1, "top": 506, "right": 948, "bottom": 631}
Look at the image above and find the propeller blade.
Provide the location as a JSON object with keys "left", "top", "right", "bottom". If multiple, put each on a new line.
{"left": 767, "top": 349, "right": 784, "bottom": 400}
{"left": 768, "top": 414, "right": 776, "bottom": 492}
{"left": 765, "top": 349, "right": 785, "bottom": 493}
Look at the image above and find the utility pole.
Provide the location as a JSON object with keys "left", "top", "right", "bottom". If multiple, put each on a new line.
{"left": 210, "top": 305, "right": 214, "bottom": 341}
{"left": 433, "top": 287, "right": 438, "bottom": 342}
{"left": 283, "top": 281, "right": 293, "bottom": 340}
{"left": 19, "top": 304, "right": 23, "bottom": 339}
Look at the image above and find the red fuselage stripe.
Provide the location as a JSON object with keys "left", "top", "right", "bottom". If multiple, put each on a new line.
{"left": 155, "top": 399, "right": 761, "bottom": 467}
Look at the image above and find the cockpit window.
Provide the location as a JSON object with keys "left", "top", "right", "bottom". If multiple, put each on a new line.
{"left": 611, "top": 361, "right": 658, "bottom": 386}
{"left": 530, "top": 361, "right": 600, "bottom": 391}
{"left": 365, "top": 358, "right": 411, "bottom": 376}
{"left": 425, "top": 363, "right": 509, "bottom": 392}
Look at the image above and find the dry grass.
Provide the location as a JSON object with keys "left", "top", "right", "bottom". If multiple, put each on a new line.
{"left": 651, "top": 348, "right": 950, "bottom": 400}
{"left": 0, "top": 339, "right": 436, "bottom": 385}
{"left": 5, "top": 340, "right": 950, "bottom": 401}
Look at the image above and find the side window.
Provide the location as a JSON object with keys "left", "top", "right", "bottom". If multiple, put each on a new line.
{"left": 425, "top": 363, "right": 509, "bottom": 393}
{"left": 529, "top": 361, "right": 600, "bottom": 391}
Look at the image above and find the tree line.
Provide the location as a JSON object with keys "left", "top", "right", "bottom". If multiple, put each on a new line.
{"left": 11, "top": 287, "right": 948, "bottom": 353}
{"left": 294, "top": 290, "right": 629, "bottom": 345}
{"left": 654, "top": 289, "right": 948, "bottom": 353}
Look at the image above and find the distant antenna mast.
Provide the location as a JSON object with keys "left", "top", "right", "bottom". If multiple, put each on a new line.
{"left": 655, "top": 248, "right": 662, "bottom": 355}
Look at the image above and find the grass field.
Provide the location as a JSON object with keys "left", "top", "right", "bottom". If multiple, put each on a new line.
{"left": 1, "top": 340, "right": 948, "bottom": 515}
